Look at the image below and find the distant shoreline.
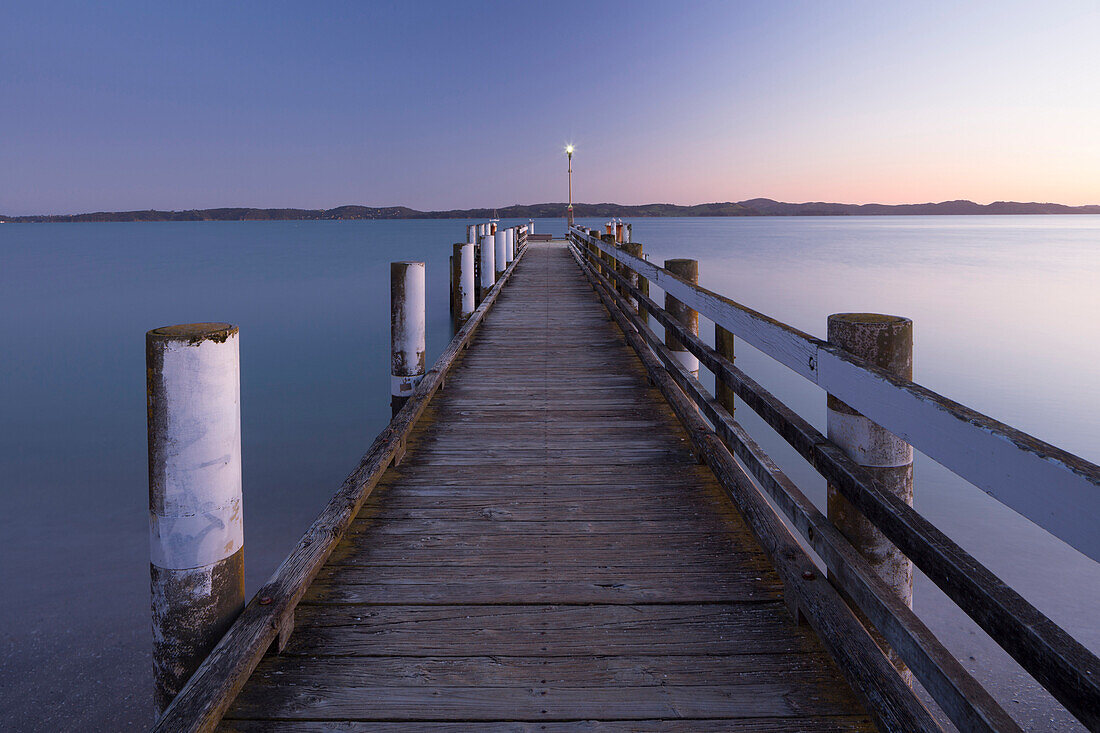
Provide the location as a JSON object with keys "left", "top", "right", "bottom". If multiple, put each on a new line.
{"left": 3, "top": 198, "right": 1100, "bottom": 222}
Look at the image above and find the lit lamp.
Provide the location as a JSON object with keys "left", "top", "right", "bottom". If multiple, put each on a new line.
{"left": 565, "top": 145, "right": 574, "bottom": 226}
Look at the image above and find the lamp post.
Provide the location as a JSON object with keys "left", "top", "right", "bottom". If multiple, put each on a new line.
{"left": 566, "top": 144, "right": 574, "bottom": 226}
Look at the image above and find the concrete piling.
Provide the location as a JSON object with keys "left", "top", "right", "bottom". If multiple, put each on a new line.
{"left": 391, "top": 262, "right": 426, "bottom": 417}
{"left": 453, "top": 242, "right": 475, "bottom": 328}
{"left": 826, "top": 313, "right": 914, "bottom": 681}
{"left": 494, "top": 229, "right": 507, "bottom": 279}
{"left": 480, "top": 233, "right": 496, "bottom": 300}
{"left": 146, "top": 322, "right": 245, "bottom": 714}
{"left": 664, "top": 259, "right": 699, "bottom": 377}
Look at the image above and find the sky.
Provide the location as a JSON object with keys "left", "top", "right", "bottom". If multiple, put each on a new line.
{"left": 2, "top": 0, "right": 1098, "bottom": 215}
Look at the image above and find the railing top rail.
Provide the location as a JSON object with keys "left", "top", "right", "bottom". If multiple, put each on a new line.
{"left": 571, "top": 226, "right": 1100, "bottom": 563}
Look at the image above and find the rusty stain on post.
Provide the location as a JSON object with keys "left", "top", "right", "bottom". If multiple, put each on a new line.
{"left": 146, "top": 322, "right": 245, "bottom": 714}
{"left": 827, "top": 312, "right": 914, "bottom": 683}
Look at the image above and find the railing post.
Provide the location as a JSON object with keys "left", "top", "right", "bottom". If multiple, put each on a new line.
{"left": 715, "top": 326, "right": 735, "bottom": 417}
{"left": 600, "top": 233, "right": 616, "bottom": 279}
{"left": 146, "top": 323, "right": 245, "bottom": 715}
{"left": 391, "top": 262, "right": 426, "bottom": 416}
{"left": 664, "top": 258, "right": 699, "bottom": 377}
{"left": 453, "top": 242, "right": 475, "bottom": 329}
{"left": 621, "top": 241, "right": 643, "bottom": 314}
{"left": 826, "top": 313, "right": 914, "bottom": 680}
{"left": 479, "top": 233, "right": 496, "bottom": 300}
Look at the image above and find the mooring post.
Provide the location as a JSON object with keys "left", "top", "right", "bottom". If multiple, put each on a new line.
{"left": 453, "top": 242, "right": 475, "bottom": 328}
{"left": 505, "top": 227, "right": 515, "bottom": 265}
{"left": 146, "top": 323, "right": 245, "bottom": 715}
{"left": 467, "top": 224, "right": 476, "bottom": 245}
{"left": 664, "top": 259, "right": 700, "bottom": 377}
{"left": 391, "top": 262, "right": 426, "bottom": 417}
{"left": 826, "top": 313, "right": 914, "bottom": 680}
{"left": 624, "top": 222, "right": 632, "bottom": 243}
{"left": 494, "top": 229, "right": 507, "bottom": 279}
{"left": 528, "top": 218, "right": 534, "bottom": 235}
{"left": 715, "top": 325, "right": 735, "bottom": 417}
{"left": 479, "top": 232, "right": 496, "bottom": 300}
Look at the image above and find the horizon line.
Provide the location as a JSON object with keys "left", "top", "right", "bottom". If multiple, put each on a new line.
{"left": 5, "top": 196, "right": 1100, "bottom": 221}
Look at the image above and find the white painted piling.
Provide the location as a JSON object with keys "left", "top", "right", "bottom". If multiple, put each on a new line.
{"left": 494, "top": 229, "right": 507, "bottom": 278}
{"left": 467, "top": 224, "right": 477, "bottom": 244}
{"left": 664, "top": 259, "right": 700, "bottom": 376}
{"left": 391, "top": 262, "right": 426, "bottom": 417}
{"left": 826, "top": 313, "right": 914, "bottom": 681}
{"left": 454, "top": 242, "right": 475, "bottom": 326}
{"left": 528, "top": 219, "right": 534, "bottom": 235}
{"left": 624, "top": 223, "right": 632, "bottom": 243}
{"left": 505, "top": 228, "right": 515, "bottom": 264}
{"left": 480, "top": 233, "right": 496, "bottom": 295}
{"left": 146, "top": 323, "right": 245, "bottom": 714}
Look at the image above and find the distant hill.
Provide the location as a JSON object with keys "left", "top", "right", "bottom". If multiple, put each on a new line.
{"left": 3, "top": 199, "right": 1099, "bottom": 222}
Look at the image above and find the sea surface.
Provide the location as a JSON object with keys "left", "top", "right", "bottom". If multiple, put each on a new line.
{"left": 0, "top": 216, "right": 1097, "bottom": 730}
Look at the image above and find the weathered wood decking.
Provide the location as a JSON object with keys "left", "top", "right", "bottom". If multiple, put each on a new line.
{"left": 219, "top": 242, "right": 873, "bottom": 730}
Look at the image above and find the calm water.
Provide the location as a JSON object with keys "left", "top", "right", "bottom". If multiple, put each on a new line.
{"left": 1, "top": 217, "right": 1097, "bottom": 730}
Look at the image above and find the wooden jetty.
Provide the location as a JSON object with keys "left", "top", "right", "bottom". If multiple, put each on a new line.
{"left": 149, "top": 225, "right": 1100, "bottom": 732}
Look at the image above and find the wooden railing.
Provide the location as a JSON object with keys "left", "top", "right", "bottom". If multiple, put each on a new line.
{"left": 569, "top": 225, "right": 1100, "bottom": 732}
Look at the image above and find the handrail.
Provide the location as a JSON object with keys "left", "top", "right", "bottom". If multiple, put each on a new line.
{"left": 572, "top": 227, "right": 1100, "bottom": 564}
{"left": 568, "top": 241, "right": 942, "bottom": 732}
{"left": 153, "top": 242, "right": 530, "bottom": 732}
{"left": 570, "top": 229, "right": 1100, "bottom": 729}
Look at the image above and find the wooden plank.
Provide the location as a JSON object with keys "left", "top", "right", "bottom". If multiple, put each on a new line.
{"left": 304, "top": 566, "right": 781, "bottom": 604}
{"left": 221, "top": 719, "right": 874, "bottom": 732}
{"left": 278, "top": 603, "right": 823, "bottom": 657}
